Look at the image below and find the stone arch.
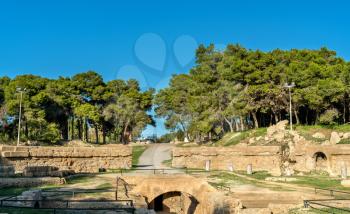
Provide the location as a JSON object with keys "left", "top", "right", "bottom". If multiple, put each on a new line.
{"left": 148, "top": 191, "right": 199, "bottom": 213}
{"left": 313, "top": 151, "right": 328, "bottom": 171}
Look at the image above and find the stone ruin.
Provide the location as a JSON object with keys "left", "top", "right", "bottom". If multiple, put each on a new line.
{"left": 172, "top": 120, "right": 350, "bottom": 178}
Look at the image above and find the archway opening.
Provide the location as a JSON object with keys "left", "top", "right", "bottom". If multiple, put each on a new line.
{"left": 148, "top": 191, "right": 199, "bottom": 214}
{"left": 313, "top": 152, "right": 327, "bottom": 171}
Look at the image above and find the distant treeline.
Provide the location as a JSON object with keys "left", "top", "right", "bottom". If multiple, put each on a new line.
{"left": 155, "top": 44, "right": 350, "bottom": 141}
{"left": 1, "top": 44, "right": 350, "bottom": 143}
{"left": 0, "top": 72, "right": 154, "bottom": 143}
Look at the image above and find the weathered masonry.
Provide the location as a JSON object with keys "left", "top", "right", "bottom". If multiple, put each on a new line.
{"left": 0, "top": 145, "right": 132, "bottom": 173}
{"left": 172, "top": 145, "right": 282, "bottom": 176}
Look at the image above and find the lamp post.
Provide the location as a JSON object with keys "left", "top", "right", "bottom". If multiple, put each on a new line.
{"left": 16, "top": 87, "right": 26, "bottom": 146}
{"left": 284, "top": 82, "right": 295, "bottom": 131}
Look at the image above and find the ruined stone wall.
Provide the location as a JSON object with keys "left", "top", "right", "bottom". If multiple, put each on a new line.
{"left": 0, "top": 145, "right": 132, "bottom": 173}
{"left": 293, "top": 144, "right": 350, "bottom": 176}
{"left": 172, "top": 145, "right": 282, "bottom": 176}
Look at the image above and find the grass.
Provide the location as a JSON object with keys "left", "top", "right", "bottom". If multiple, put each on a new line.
{"left": 288, "top": 174, "right": 347, "bottom": 190}
{"left": 338, "top": 138, "right": 350, "bottom": 144}
{"left": 66, "top": 174, "right": 96, "bottom": 185}
{"left": 0, "top": 208, "right": 53, "bottom": 214}
{"left": 0, "top": 187, "right": 31, "bottom": 196}
{"left": 208, "top": 171, "right": 292, "bottom": 191}
{"left": 132, "top": 145, "right": 147, "bottom": 166}
{"left": 95, "top": 182, "right": 113, "bottom": 189}
{"left": 216, "top": 128, "right": 267, "bottom": 146}
{"left": 162, "top": 158, "right": 172, "bottom": 167}
{"left": 296, "top": 124, "right": 350, "bottom": 143}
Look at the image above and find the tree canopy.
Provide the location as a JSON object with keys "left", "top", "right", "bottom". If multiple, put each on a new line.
{"left": 0, "top": 71, "right": 154, "bottom": 144}
{"left": 155, "top": 44, "right": 350, "bottom": 141}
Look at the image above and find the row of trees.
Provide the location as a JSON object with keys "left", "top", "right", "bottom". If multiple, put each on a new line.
{"left": 0, "top": 72, "right": 154, "bottom": 143}
{"left": 1, "top": 45, "right": 349, "bottom": 144}
{"left": 155, "top": 44, "right": 350, "bottom": 141}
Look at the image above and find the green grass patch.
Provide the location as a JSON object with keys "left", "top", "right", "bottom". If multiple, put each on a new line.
{"left": 162, "top": 158, "right": 172, "bottom": 167}
{"left": 338, "top": 138, "right": 350, "bottom": 144}
{"left": 215, "top": 128, "right": 267, "bottom": 146}
{"left": 0, "top": 187, "right": 31, "bottom": 196}
{"left": 95, "top": 182, "right": 113, "bottom": 189}
{"left": 132, "top": 145, "right": 147, "bottom": 166}
{"left": 296, "top": 124, "right": 350, "bottom": 143}
{"left": 209, "top": 172, "right": 291, "bottom": 191}
{"left": 66, "top": 174, "right": 95, "bottom": 185}
{"left": 0, "top": 208, "right": 53, "bottom": 214}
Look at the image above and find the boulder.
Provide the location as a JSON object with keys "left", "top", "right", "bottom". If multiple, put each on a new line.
{"left": 330, "top": 132, "right": 341, "bottom": 144}
{"left": 312, "top": 132, "right": 326, "bottom": 139}
{"left": 249, "top": 138, "right": 255, "bottom": 144}
{"left": 343, "top": 132, "right": 350, "bottom": 139}
{"left": 274, "top": 132, "right": 285, "bottom": 142}
{"left": 267, "top": 120, "right": 289, "bottom": 136}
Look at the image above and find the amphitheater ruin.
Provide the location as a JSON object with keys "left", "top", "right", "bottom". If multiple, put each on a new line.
{"left": 1, "top": 121, "right": 350, "bottom": 213}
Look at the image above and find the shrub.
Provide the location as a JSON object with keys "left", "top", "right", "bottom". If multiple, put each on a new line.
{"left": 319, "top": 109, "right": 339, "bottom": 125}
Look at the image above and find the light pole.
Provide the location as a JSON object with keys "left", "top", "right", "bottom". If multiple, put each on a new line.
{"left": 16, "top": 87, "right": 26, "bottom": 146}
{"left": 284, "top": 82, "right": 295, "bottom": 131}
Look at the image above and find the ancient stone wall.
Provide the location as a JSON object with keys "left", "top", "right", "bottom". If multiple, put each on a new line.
{"left": 172, "top": 145, "right": 282, "bottom": 176}
{"left": 293, "top": 144, "right": 350, "bottom": 176}
{"left": 0, "top": 145, "right": 132, "bottom": 173}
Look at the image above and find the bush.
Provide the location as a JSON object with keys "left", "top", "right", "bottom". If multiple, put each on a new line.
{"left": 319, "top": 109, "right": 339, "bottom": 125}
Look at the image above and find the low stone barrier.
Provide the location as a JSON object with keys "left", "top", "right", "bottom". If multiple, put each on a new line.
{"left": 172, "top": 145, "right": 282, "bottom": 176}
{"left": 0, "top": 177, "right": 65, "bottom": 187}
{"left": 0, "top": 145, "right": 132, "bottom": 173}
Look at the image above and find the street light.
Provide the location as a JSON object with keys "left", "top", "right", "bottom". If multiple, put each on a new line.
{"left": 16, "top": 87, "right": 26, "bottom": 146}
{"left": 284, "top": 82, "right": 295, "bottom": 131}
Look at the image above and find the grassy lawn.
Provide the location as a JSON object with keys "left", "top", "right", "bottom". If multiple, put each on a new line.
{"left": 216, "top": 128, "right": 267, "bottom": 146}
{"left": 66, "top": 174, "right": 96, "bottom": 185}
{"left": 208, "top": 172, "right": 292, "bottom": 191}
{"left": 296, "top": 124, "right": 350, "bottom": 143}
{"left": 131, "top": 145, "right": 147, "bottom": 166}
{"left": 0, "top": 208, "right": 53, "bottom": 214}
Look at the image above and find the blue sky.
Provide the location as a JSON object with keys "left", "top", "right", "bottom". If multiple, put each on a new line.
{"left": 0, "top": 0, "right": 349, "bottom": 137}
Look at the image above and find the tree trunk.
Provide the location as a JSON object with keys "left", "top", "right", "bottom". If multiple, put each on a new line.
{"left": 274, "top": 112, "right": 279, "bottom": 124}
{"left": 294, "top": 109, "right": 300, "bottom": 125}
{"left": 84, "top": 118, "right": 89, "bottom": 143}
{"left": 252, "top": 112, "right": 259, "bottom": 129}
{"left": 224, "top": 117, "right": 234, "bottom": 132}
{"left": 78, "top": 118, "right": 82, "bottom": 140}
{"left": 240, "top": 116, "right": 244, "bottom": 131}
{"left": 95, "top": 125, "right": 99, "bottom": 144}
{"left": 234, "top": 119, "right": 239, "bottom": 132}
{"left": 102, "top": 124, "right": 106, "bottom": 144}
{"left": 71, "top": 116, "right": 74, "bottom": 140}
{"left": 343, "top": 102, "right": 346, "bottom": 124}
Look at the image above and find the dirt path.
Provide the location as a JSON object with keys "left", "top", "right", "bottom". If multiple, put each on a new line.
{"left": 137, "top": 143, "right": 173, "bottom": 169}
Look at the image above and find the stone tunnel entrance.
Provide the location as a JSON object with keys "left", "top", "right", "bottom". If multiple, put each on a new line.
{"left": 148, "top": 191, "right": 199, "bottom": 214}
{"left": 314, "top": 152, "right": 328, "bottom": 171}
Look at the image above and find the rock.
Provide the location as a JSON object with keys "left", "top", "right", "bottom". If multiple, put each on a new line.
{"left": 274, "top": 132, "right": 285, "bottom": 142}
{"left": 264, "top": 136, "right": 270, "bottom": 141}
{"left": 323, "top": 140, "right": 331, "bottom": 145}
{"left": 256, "top": 136, "right": 262, "bottom": 141}
{"left": 267, "top": 120, "right": 289, "bottom": 136}
{"left": 343, "top": 132, "right": 350, "bottom": 139}
{"left": 339, "top": 132, "right": 344, "bottom": 138}
{"left": 249, "top": 138, "right": 255, "bottom": 144}
{"left": 312, "top": 132, "right": 326, "bottom": 139}
{"left": 330, "top": 132, "right": 341, "bottom": 144}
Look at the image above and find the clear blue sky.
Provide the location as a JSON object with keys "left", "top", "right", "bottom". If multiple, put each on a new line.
{"left": 0, "top": 0, "right": 349, "bottom": 137}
